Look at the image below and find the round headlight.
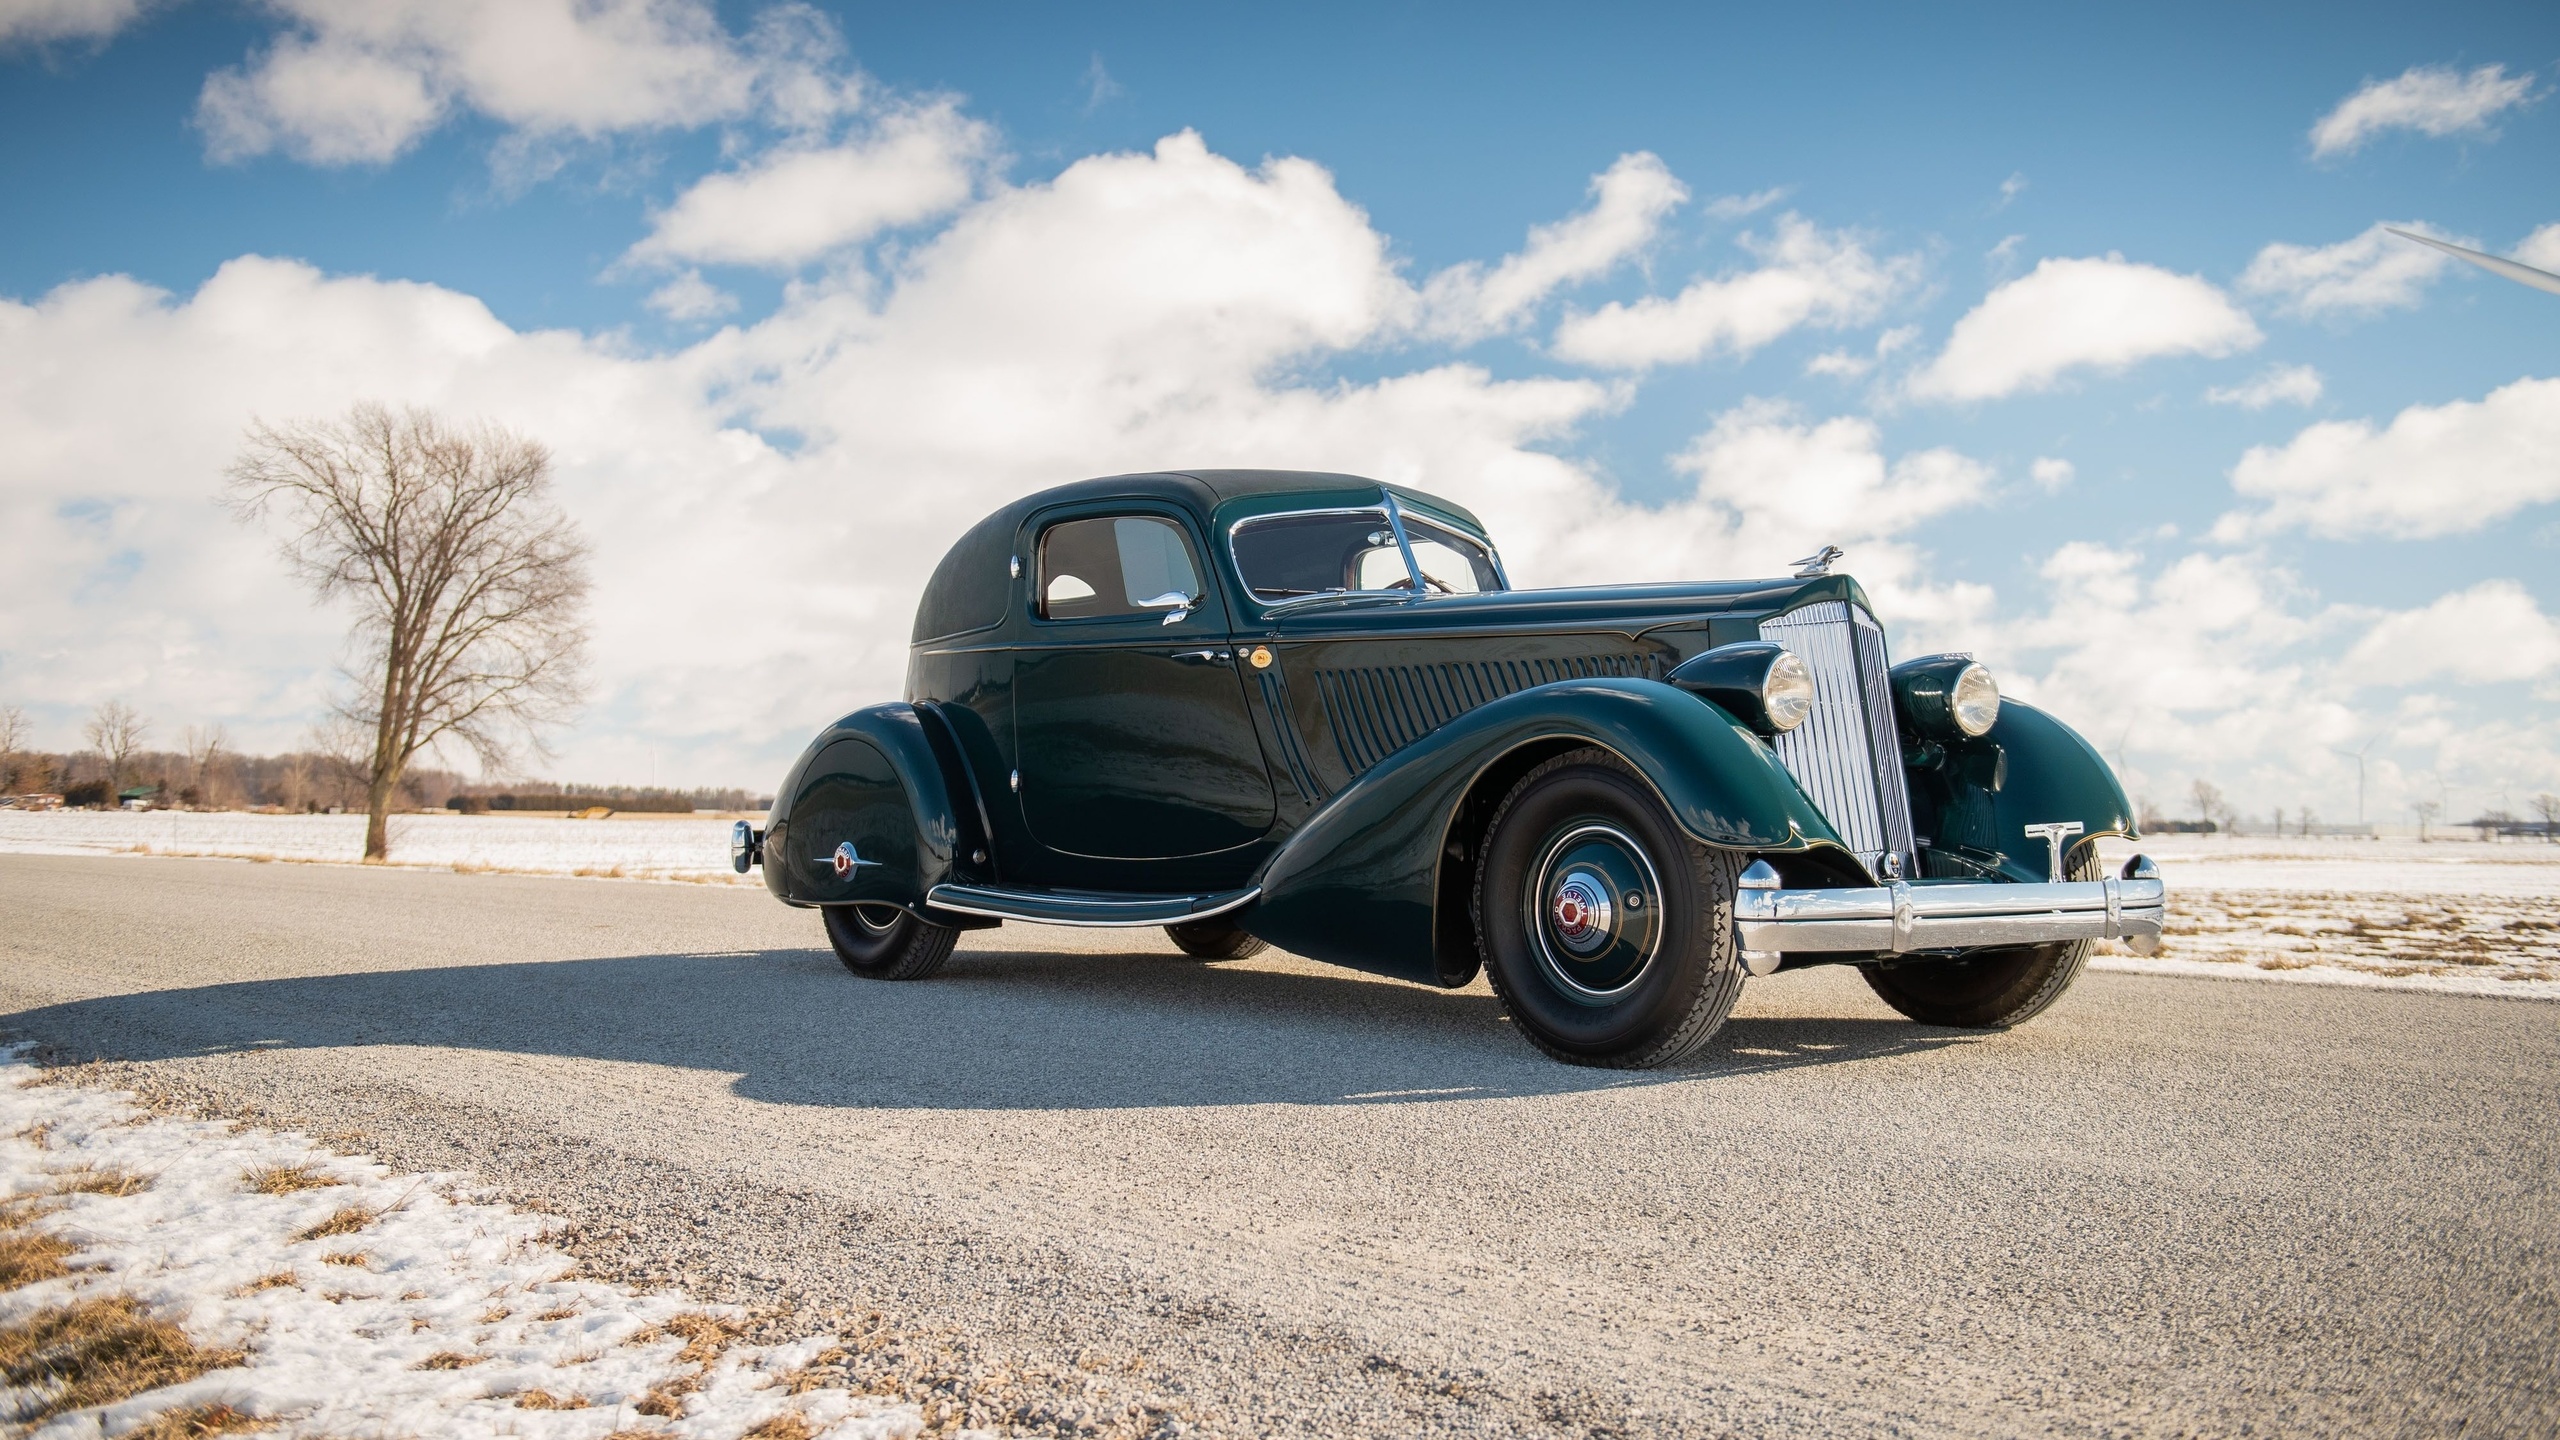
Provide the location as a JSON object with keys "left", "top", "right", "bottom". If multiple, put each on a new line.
{"left": 1950, "top": 662, "right": 2000, "bottom": 737}
{"left": 1762, "top": 651, "right": 1816, "bottom": 732}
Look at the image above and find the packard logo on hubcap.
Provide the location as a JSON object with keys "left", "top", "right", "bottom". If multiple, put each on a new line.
{"left": 1550, "top": 872, "right": 1612, "bottom": 952}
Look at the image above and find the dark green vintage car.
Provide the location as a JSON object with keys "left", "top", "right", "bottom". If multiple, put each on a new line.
{"left": 736, "top": 470, "right": 2163, "bottom": 1067}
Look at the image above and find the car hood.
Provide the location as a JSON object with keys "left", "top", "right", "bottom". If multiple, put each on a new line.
{"left": 1251, "top": 572, "right": 1871, "bottom": 639}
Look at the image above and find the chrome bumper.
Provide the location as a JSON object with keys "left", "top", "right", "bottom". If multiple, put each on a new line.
{"left": 1733, "top": 855, "right": 2164, "bottom": 974}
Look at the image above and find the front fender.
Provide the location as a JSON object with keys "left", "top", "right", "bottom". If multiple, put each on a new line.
{"left": 764, "top": 702, "right": 977, "bottom": 909}
{"left": 1246, "top": 677, "right": 1841, "bottom": 985}
{"left": 1909, "top": 698, "right": 2136, "bottom": 883}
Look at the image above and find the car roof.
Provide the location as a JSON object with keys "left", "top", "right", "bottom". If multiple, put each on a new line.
{"left": 910, "top": 469, "right": 1490, "bottom": 645}
{"left": 1019, "top": 469, "right": 1486, "bottom": 531}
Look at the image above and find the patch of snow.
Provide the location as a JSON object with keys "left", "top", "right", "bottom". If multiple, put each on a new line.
{"left": 2092, "top": 835, "right": 2559, "bottom": 997}
{"left": 0, "top": 1048, "right": 954, "bottom": 1438}
{"left": 0, "top": 811, "right": 752, "bottom": 886}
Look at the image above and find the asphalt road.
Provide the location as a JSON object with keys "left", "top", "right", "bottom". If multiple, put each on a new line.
{"left": 4, "top": 852, "right": 2554, "bottom": 1438}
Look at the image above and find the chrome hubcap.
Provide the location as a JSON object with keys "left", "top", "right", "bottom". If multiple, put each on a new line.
{"left": 1525, "top": 823, "right": 1663, "bottom": 1003}
{"left": 848, "top": 903, "right": 901, "bottom": 936}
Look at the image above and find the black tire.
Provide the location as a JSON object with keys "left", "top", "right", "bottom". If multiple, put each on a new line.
{"left": 1165, "top": 919, "right": 1268, "bottom": 960}
{"left": 1861, "top": 848, "right": 2099, "bottom": 1027}
{"left": 1473, "top": 748, "right": 1745, "bottom": 1068}
{"left": 822, "top": 903, "right": 958, "bottom": 980}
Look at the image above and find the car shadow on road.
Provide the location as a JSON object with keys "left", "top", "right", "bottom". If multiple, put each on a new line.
{"left": 7, "top": 940, "right": 1977, "bottom": 1111}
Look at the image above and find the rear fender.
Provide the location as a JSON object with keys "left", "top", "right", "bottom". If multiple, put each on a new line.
{"left": 1247, "top": 677, "right": 1842, "bottom": 986}
{"left": 764, "top": 702, "right": 992, "bottom": 923}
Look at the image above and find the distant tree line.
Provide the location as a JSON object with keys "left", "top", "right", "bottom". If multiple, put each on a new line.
{"left": 0, "top": 700, "right": 767, "bottom": 815}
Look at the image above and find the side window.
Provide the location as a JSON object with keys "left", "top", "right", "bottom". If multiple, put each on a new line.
{"left": 1038, "top": 515, "right": 1204, "bottom": 620}
{"left": 1403, "top": 529, "right": 1494, "bottom": 594}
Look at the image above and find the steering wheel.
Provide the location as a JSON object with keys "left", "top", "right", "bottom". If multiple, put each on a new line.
{"left": 1386, "top": 573, "right": 1456, "bottom": 594}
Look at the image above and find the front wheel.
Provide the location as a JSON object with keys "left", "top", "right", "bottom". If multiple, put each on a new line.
{"left": 1473, "top": 748, "right": 1745, "bottom": 1068}
{"left": 822, "top": 903, "right": 958, "bottom": 980}
{"left": 1861, "top": 849, "right": 2098, "bottom": 1027}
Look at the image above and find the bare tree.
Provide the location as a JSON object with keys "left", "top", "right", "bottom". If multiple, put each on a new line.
{"left": 0, "top": 704, "right": 26, "bottom": 792}
{"left": 183, "top": 723, "right": 230, "bottom": 809}
{"left": 2190, "top": 778, "right": 2230, "bottom": 832}
{"left": 2414, "top": 798, "right": 2442, "bottom": 842}
{"left": 2532, "top": 792, "right": 2560, "bottom": 842}
{"left": 228, "top": 403, "right": 590, "bottom": 860}
{"left": 83, "top": 700, "right": 148, "bottom": 807}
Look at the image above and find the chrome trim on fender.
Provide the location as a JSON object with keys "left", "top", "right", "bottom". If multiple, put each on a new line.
{"left": 1734, "top": 861, "right": 2164, "bottom": 957}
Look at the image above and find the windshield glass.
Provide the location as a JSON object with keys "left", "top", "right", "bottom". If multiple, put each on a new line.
{"left": 1231, "top": 508, "right": 1505, "bottom": 603}
{"left": 1230, "top": 510, "right": 1402, "bottom": 602}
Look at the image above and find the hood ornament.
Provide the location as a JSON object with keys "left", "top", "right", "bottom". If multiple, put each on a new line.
{"left": 1791, "top": 544, "right": 1845, "bottom": 579}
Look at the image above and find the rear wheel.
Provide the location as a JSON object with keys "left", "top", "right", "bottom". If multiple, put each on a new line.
{"left": 822, "top": 903, "right": 958, "bottom": 980}
{"left": 1861, "top": 849, "right": 2098, "bottom": 1027}
{"left": 1473, "top": 748, "right": 1744, "bottom": 1068}
{"left": 1165, "top": 919, "right": 1267, "bottom": 959}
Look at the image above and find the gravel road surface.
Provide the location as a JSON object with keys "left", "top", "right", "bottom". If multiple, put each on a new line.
{"left": 4, "top": 852, "right": 2554, "bottom": 1437}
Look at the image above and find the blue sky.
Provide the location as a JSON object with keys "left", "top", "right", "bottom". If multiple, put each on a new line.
{"left": 2, "top": 0, "right": 2555, "bottom": 822}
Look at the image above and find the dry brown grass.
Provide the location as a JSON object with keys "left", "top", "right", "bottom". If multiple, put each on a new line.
{"left": 740, "top": 1413, "right": 816, "bottom": 1440}
{"left": 120, "top": 1403, "right": 268, "bottom": 1439}
{"left": 662, "top": 1311, "right": 743, "bottom": 1365}
{"left": 632, "top": 1377, "right": 695, "bottom": 1417}
{"left": 230, "top": 1270, "right": 299, "bottom": 1296}
{"left": 0, "top": 1228, "right": 80, "bottom": 1290}
{"left": 413, "top": 1350, "right": 483, "bottom": 1370}
{"left": 295, "top": 1204, "right": 376, "bottom": 1241}
{"left": 47, "top": 1162, "right": 152, "bottom": 1197}
{"left": 14, "top": 1121, "right": 51, "bottom": 1148}
{"left": 513, "top": 1389, "right": 591, "bottom": 1410}
{"left": 0, "top": 1295, "right": 247, "bottom": 1421}
{"left": 479, "top": 1305, "right": 513, "bottom": 1323}
{"left": 243, "top": 1162, "right": 342, "bottom": 1195}
{"left": 534, "top": 1305, "right": 580, "bottom": 1321}
{"left": 321, "top": 1251, "right": 371, "bottom": 1268}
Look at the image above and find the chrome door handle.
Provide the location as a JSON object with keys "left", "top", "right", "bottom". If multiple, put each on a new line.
{"left": 1168, "top": 649, "right": 1231, "bottom": 664}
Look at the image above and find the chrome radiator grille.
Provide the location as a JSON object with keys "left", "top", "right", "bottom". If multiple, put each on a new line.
{"left": 1757, "top": 601, "right": 1917, "bottom": 876}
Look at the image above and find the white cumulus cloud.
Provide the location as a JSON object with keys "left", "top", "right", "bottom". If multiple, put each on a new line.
{"left": 2030, "top": 457, "right": 2074, "bottom": 491}
{"left": 626, "top": 101, "right": 994, "bottom": 268}
{"left": 196, "top": 0, "right": 857, "bottom": 166}
{"left": 2214, "top": 376, "right": 2560, "bottom": 540}
{"left": 2345, "top": 581, "right": 2560, "bottom": 684}
{"left": 2205, "top": 363, "right": 2324, "bottom": 410}
{"left": 2517, "top": 223, "right": 2560, "bottom": 273}
{"left": 0, "top": 0, "right": 156, "bottom": 45}
{"left": 2309, "top": 63, "right": 2539, "bottom": 160}
{"left": 1908, "top": 255, "right": 2261, "bottom": 403}
{"left": 1418, "top": 152, "right": 1688, "bottom": 341}
{"left": 1549, "top": 215, "right": 1917, "bottom": 371}
{"left": 643, "top": 270, "right": 736, "bottom": 322}
{"left": 2240, "top": 222, "right": 2458, "bottom": 318}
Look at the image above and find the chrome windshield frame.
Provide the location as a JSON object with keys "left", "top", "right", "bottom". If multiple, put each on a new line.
{"left": 1226, "top": 504, "right": 1415, "bottom": 609}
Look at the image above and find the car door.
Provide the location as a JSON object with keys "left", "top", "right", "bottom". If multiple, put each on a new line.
{"left": 1014, "top": 505, "right": 1277, "bottom": 862}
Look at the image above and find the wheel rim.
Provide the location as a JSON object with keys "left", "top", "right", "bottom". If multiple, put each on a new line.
{"left": 1523, "top": 822, "right": 1663, "bottom": 1003}
{"left": 848, "top": 904, "right": 902, "bottom": 936}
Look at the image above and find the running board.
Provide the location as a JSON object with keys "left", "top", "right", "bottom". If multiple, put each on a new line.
{"left": 924, "top": 883, "right": 1260, "bottom": 928}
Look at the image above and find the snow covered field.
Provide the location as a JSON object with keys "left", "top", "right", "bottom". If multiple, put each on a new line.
{"left": 0, "top": 1047, "right": 940, "bottom": 1439}
{"left": 3, "top": 812, "right": 2553, "bottom": 999}
{"left": 2093, "top": 835, "right": 2560, "bottom": 998}
{"left": 0, "top": 810, "right": 750, "bottom": 885}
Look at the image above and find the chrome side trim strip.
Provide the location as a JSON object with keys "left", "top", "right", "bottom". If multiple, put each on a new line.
{"left": 1735, "top": 876, "right": 2165, "bottom": 955}
{"left": 923, "top": 883, "right": 1262, "bottom": 928}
